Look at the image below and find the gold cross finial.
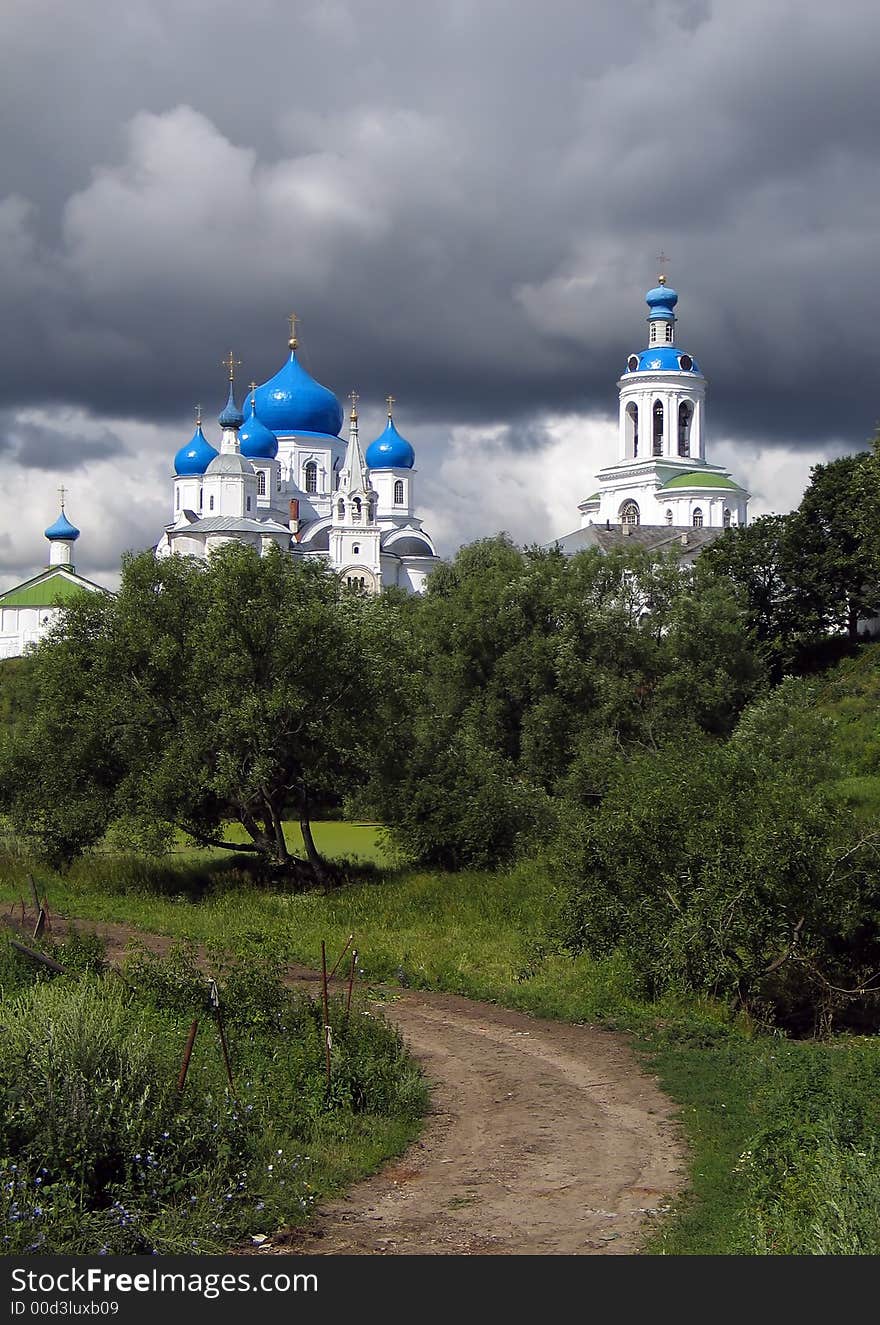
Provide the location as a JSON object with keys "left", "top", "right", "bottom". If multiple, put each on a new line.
{"left": 58, "top": 484, "right": 67, "bottom": 511}
{"left": 195, "top": 403, "right": 202, "bottom": 425}
{"left": 249, "top": 380, "right": 258, "bottom": 394}
{"left": 349, "top": 389, "right": 359, "bottom": 418}
{"left": 386, "top": 393, "right": 396, "bottom": 417}
{"left": 288, "top": 312, "right": 299, "bottom": 350}
{"left": 221, "top": 351, "right": 241, "bottom": 382}
{"left": 657, "top": 250, "right": 670, "bottom": 284}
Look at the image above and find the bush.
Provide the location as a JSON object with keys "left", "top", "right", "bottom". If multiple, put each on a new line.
{"left": 558, "top": 684, "right": 880, "bottom": 1029}
{"left": 0, "top": 949, "right": 426, "bottom": 1254}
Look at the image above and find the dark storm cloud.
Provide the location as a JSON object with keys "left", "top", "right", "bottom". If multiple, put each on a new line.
{"left": 0, "top": 413, "right": 123, "bottom": 470}
{"left": 0, "top": 0, "right": 878, "bottom": 457}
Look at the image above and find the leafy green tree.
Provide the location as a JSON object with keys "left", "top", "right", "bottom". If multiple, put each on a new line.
{"left": 558, "top": 679, "right": 880, "bottom": 1028}
{"left": 699, "top": 514, "right": 801, "bottom": 674}
{"left": 703, "top": 450, "right": 880, "bottom": 675}
{"left": 0, "top": 545, "right": 406, "bottom": 882}
{"left": 785, "top": 452, "right": 880, "bottom": 640}
{"left": 368, "top": 534, "right": 764, "bottom": 867}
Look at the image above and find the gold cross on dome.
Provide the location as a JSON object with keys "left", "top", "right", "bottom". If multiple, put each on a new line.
{"left": 194, "top": 403, "right": 202, "bottom": 425}
{"left": 221, "top": 351, "right": 241, "bottom": 381}
{"left": 657, "top": 250, "right": 670, "bottom": 284}
{"left": 288, "top": 312, "right": 299, "bottom": 349}
{"left": 385, "top": 393, "right": 396, "bottom": 417}
{"left": 349, "top": 389, "right": 359, "bottom": 416}
{"left": 58, "top": 483, "right": 67, "bottom": 510}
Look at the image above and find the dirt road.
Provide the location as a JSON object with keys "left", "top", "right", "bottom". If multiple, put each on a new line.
{"left": 280, "top": 987, "right": 685, "bottom": 1255}
{"left": 38, "top": 919, "right": 687, "bottom": 1255}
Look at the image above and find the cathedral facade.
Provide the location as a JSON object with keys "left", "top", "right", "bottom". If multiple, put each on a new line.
{"left": 155, "top": 332, "right": 439, "bottom": 593}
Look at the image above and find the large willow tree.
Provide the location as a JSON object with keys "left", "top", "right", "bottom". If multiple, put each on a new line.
{"left": 0, "top": 544, "right": 408, "bottom": 882}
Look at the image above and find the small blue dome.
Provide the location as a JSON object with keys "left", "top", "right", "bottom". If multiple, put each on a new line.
{"left": 218, "top": 381, "right": 244, "bottom": 430}
{"left": 645, "top": 282, "right": 678, "bottom": 322}
{"left": 625, "top": 347, "right": 701, "bottom": 374}
{"left": 45, "top": 510, "right": 80, "bottom": 542}
{"left": 252, "top": 351, "right": 343, "bottom": 437}
{"left": 174, "top": 422, "right": 219, "bottom": 476}
{"left": 365, "top": 417, "right": 415, "bottom": 470}
{"left": 239, "top": 395, "right": 279, "bottom": 460}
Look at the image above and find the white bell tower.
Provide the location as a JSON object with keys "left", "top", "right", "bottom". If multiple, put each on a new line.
{"left": 580, "top": 273, "right": 749, "bottom": 530}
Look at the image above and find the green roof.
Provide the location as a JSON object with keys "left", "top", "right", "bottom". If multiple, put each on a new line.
{"left": 584, "top": 492, "right": 600, "bottom": 502}
{"left": 661, "top": 471, "right": 742, "bottom": 491}
{"left": 0, "top": 568, "right": 107, "bottom": 608}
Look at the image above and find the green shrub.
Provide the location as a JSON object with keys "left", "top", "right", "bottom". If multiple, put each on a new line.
{"left": 0, "top": 950, "right": 426, "bottom": 1254}
{"left": 558, "top": 684, "right": 880, "bottom": 1028}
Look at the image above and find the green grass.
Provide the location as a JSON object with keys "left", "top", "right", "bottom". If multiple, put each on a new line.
{"left": 813, "top": 643, "right": 880, "bottom": 819}
{"left": 4, "top": 829, "right": 880, "bottom": 1254}
{"left": 0, "top": 932, "right": 426, "bottom": 1255}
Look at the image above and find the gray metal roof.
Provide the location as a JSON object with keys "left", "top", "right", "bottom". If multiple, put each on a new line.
{"left": 173, "top": 516, "right": 291, "bottom": 536}
{"left": 205, "top": 453, "right": 255, "bottom": 476}
{"left": 548, "top": 523, "right": 726, "bottom": 562}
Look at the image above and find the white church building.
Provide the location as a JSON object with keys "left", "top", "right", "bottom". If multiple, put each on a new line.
{"left": 554, "top": 276, "right": 749, "bottom": 556}
{"left": 0, "top": 502, "right": 110, "bottom": 659}
{"left": 155, "top": 331, "right": 440, "bottom": 594}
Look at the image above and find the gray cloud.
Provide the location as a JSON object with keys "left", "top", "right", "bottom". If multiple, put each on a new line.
{"left": 0, "top": 413, "right": 123, "bottom": 470}
{"left": 0, "top": 0, "right": 877, "bottom": 584}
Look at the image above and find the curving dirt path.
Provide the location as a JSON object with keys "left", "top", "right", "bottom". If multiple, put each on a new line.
{"left": 279, "top": 988, "right": 686, "bottom": 1256}
{"left": 26, "top": 917, "right": 687, "bottom": 1256}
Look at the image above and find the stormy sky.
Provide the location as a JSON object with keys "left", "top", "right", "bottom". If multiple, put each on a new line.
{"left": 0, "top": 0, "right": 877, "bottom": 584}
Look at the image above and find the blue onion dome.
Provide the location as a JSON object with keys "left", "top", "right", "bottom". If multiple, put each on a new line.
{"left": 365, "top": 414, "right": 415, "bottom": 470}
{"left": 218, "top": 379, "right": 244, "bottom": 430}
{"left": 174, "top": 420, "right": 219, "bottom": 476}
{"left": 645, "top": 277, "right": 678, "bottom": 321}
{"left": 252, "top": 346, "right": 343, "bottom": 437}
{"left": 44, "top": 509, "right": 80, "bottom": 541}
{"left": 239, "top": 394, "right": 279, "bottom": 460}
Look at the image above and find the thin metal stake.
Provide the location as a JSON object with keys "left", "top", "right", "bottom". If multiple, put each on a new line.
{"left": 177, "top": 1019, "right": 200, "bottom": 1093}
{"left": 345, "top": 948, "right": 357, "bottom": 1019}
{"left": 328, "top": 934, "right": 354, "bottom": 982}
{"left": 321, "top": 941, "right": 332, "bottom": 1091}
{"left": 209, "top": 979, "right": 236, "bottom": 1097}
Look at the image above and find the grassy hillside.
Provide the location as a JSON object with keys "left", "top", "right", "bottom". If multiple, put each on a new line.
{"left": 814, "top": 642, "right": 880, "bottom": 819}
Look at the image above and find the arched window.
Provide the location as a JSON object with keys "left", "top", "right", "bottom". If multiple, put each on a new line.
{"left": 723, "top": 508, "right": 732, "bottom": 529}
{"left": 649, "top": 323, "right": 658, "bottom": 344}
{"left": 352, "top": 497, "right": 362, "bottom": 520}
{"left": 209, "top": 495, "right": 215, "bottom": 511}
{"left": 653, "top": 400, "right": 664, "bottom": 456}
{"left": 621, "top": 500, "right": 640, "bottom": 526}
{"left": 665, "top": 323, "right": 673, "bottom": 343}
{"left": 304, "top": 460, "right": 318, "bottom": 494}
{"left": 257, "top": 470, "right": 266, "bottom": 496}
{"left": 692, "top": 507, "right": 703, "bottom": 528}
{"left": 625, "top": 402, "right": 639, "bottom": 459}
{"left": 246, "top": 496, "right": 251, "bottom": 511}
{"left": 199, "top": 487, "right": 203, "bottom": 509}
{"left": 394, "top": 479, "right": 404, "bottom": 504}
{"left": 175, "top": 489, "right": 180, "bottom": 510}
{"left": 337, "top": 500, "right": 345, "bottom": 520}
{"left": 665, "top": 508, "right": 673, "bottom": 525}
{"left": 678, "top": 402, "right": 692, "bottom": 457}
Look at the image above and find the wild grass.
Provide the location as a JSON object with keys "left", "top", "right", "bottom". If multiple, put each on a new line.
{"left": 4, "top": 822, "right": 880, "bottom": 1255}
{"left": 0, "top": 932, "right": 426, "bottom": 1255}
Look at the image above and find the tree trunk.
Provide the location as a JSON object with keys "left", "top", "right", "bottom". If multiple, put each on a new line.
{"left": 299, "top": 792, "right": 327, "bottom": 884}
